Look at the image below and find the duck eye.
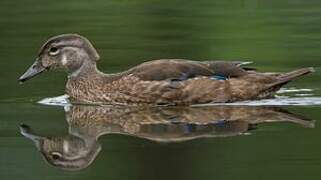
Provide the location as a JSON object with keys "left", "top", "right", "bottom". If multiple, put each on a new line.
{"left": 49, "top": 47, "right": 60, "bottom": 56}
{"left": 51, "top": 152, "right": 62, "bottom": 160}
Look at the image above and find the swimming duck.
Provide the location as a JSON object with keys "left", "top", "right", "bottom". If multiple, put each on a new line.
{"left": 20, "top": 105, "right": 313, "bottom": 170}
{"left": 19, "top": 34, "right": 314, "bottom": 105}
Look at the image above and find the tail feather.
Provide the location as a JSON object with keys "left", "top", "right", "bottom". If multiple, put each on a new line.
{"left": 268, "top": 67, "right": 314, "bottom": 88}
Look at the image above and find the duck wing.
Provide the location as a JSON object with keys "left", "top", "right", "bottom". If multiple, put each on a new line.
{"left": 127, "top": 59, "right": 251, "bottom": 81}
{"left": 203, "top": 60, "right": 253, "bottom": 77}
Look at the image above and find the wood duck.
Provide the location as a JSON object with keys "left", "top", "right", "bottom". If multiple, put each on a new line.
{"left": 20, "top": 105, "right": 313, "bottom": 170}
{"left": 18, "top": 34, "right": 314, "bottom": 105}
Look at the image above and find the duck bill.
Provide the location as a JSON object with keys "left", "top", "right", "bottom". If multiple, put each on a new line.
{"left": 19, "top": 59, "right": 46, "bottom": 82}
{"left": 20, "top": 124, "right": 44, "bottom": 150}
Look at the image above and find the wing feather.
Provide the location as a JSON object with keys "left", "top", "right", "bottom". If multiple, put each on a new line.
{"left": 125, "top": 59, "right": 252, "bottom": 81}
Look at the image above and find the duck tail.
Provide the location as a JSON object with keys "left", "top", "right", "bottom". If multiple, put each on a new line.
{"left": 273, "top": 107, "right": 315, "bottom": 128}
{"left": 266, "top": 67, "right": 315, "bottom": 90}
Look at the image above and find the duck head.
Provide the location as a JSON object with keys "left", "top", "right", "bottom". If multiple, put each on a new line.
{"left": 19, "top": 34, "right": 100, "bottom": 82}
{"left": 20, "top": 124, "right": 101, "bottom": 170}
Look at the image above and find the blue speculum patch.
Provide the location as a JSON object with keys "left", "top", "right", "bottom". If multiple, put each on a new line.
{"left": 210, "top": 75, "right": 228, "bottom": 80}
{"left": 184, "top": 124, "right": 195, "bottom": 133}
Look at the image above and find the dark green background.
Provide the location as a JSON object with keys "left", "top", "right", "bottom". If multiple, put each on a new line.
{"left": 1, "top": 0, "right": 321, "bottom": 180}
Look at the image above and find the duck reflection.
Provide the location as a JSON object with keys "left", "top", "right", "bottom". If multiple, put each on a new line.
{"left": 20, "top": 105, "right": 314, "bottom": 170}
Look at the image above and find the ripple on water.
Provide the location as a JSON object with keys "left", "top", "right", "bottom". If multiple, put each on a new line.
{"left": 277, "top": 87, "right": 314, "bottom": 94}
{"left": 38, "top": 94, "right": 70, "bottom": 106}
{"left": 37, "top": 88, "right": 321, "bottom": 107}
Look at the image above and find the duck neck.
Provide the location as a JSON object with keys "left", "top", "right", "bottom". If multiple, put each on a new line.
{"left": 65, "top": 60, "right": 126, "bottom": 103}
{"left": 66, "top": 61, "right": 105, "bottom": 103}
{"left": 68, "top": 60, "right": 101, "bottom": 80}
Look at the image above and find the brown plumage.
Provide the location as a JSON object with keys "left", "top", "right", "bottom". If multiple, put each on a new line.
{"left": 19, "top": 34, "right": 314, "bottom": 105}
{"left": 20, "top": 105, "right": 313, "bottom": 170}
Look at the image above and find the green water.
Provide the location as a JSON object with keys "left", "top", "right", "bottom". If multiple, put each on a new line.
{"left": 1, "top": 0, "right": 321, "bottom": 179}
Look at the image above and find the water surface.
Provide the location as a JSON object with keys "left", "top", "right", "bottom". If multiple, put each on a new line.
{"left": 1, "top": 0, "right": 321, "bottom": 180}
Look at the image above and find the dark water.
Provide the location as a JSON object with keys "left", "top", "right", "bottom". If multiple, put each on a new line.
{"left": 1, "top": 0, "right": 321, "bottom": 179}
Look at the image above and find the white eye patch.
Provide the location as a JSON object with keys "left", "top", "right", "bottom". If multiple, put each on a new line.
{"left": 48, "top": 47, "right": 60, "bottom": 56}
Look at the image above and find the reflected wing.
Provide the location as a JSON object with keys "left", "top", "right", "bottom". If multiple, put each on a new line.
{"left": 126, "top": 59, "right": 252, "bottom": 81}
